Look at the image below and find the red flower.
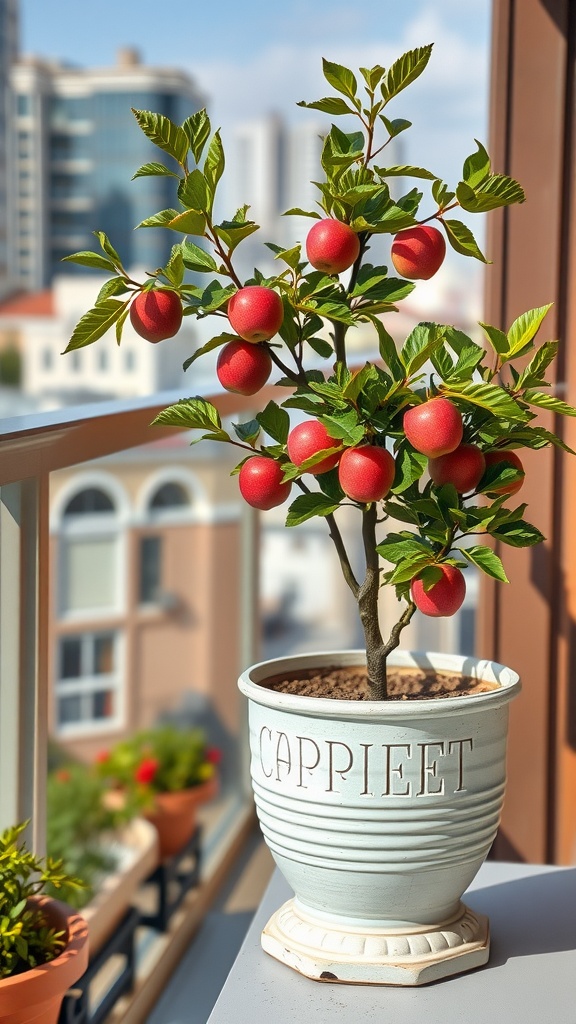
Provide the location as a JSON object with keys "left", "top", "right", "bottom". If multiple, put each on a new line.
{"left": 206, "top": 747, "right": 222, "bottom": 765}
{"left": 95, "top": 750, "right": 110, "bottom": 764}
{"left": 55, "top": 769, "right": 71, "bottom": 783}
{"left": 134, "top": 757, "right": 159, "bottom": 785}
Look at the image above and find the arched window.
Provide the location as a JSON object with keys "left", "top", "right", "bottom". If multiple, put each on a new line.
{"left": 63, "top": 487, "right": 115, "bottom": 516}
{"left": 149, "top": 482, "right": 190, "bottom": 511}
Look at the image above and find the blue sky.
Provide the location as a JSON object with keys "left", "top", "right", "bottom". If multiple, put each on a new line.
{"left": 20, "top": 0, "right": 492, "bottom": 189}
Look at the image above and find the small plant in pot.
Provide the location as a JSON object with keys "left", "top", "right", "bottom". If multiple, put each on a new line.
{"left": 0, "top": 822, "right": 89, "bottom": 1024}
{"left": 65, "top": 45, "right": 576, "bottom": 984}
{"left": 96, "top": 725, "right": 220, "bottom": 859}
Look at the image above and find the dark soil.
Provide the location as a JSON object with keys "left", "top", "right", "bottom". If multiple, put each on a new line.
{"left": 262, "top": 664, "right": 499, "bottom": 701}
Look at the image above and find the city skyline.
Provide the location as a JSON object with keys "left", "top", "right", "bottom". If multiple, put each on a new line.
{"left": 18, "top": 1, "right": 491, "bottom": 200}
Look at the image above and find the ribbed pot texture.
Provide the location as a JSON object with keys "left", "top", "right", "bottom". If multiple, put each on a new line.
{"left": 239, "top": 649, "right": 520, "bottom": 929}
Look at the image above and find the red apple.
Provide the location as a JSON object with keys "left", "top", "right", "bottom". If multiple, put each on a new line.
{"left": 238, "top": 457, "right": 292, "bottom": 510}
{"left": 305, "top": 219, "right": 361, "bottom": 275}
{"left": 216, "top": 340, "right": 272, "bottom": 396}
{"left": 338, "top": 446, "right": 396, "bottom": 502}
{"left": 129, "top": 289, "right": 183, "bottom": 343}
{"left": 411, "top": 564, "right": 466, "bottom": 617}
{"left": 428, "top": 443, "right": 486, "bottom": 494}
{"left": 287, "top": 419, "right": 342, "bottom": 475}
{"left": 391, "top": 225, "right": 446, "bottom": 281}
{"left": 403, "top": 397, "right": 463, "bottom": 458}
{"left": 227, "top": 286, "right": 283, "bottom": 342}
{"left": 482, "top": 450, "right": 525, "bottom": 495}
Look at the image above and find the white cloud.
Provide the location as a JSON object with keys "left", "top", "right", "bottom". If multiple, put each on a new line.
{"left": 194, "top": 10, "right": 489, "bottom": 189}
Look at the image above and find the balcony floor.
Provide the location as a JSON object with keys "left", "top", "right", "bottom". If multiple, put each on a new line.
{"left": 145, "top": 829, "right": 274, "bottom": 1023}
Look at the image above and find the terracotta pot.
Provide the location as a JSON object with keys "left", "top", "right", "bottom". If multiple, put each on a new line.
{"left": 145, "top": 775, "right": 218, "bottom": 859}
{"left": 239, "top": 648, "right": 521, "bottom": 986}
{"left": 0, "top": 896, "right": 89, "bottom": 1024}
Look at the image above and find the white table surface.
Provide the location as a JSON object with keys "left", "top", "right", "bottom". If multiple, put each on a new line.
{"left": 207, "top": 860, "right": 576, "bottom": 1024}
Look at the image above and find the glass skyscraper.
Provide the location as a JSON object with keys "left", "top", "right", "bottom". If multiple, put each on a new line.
{"left": 9, "top": 48, "right": 204, "bottom": 290}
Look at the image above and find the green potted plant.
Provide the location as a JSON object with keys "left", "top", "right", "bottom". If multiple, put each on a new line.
{"left": 0, "top": 822, "right": 89, "bottom": 1024}
{"left": 96, "top": 725, "right": 220, "bottom": 858}
{"left": 64, "top": 45, "right": 576, "bottom": 984}
{"left": 46, "top": 759, "right": 158, "bottom": 955}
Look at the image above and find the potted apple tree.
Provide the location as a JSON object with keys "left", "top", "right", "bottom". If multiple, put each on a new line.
{"left": 64, "top": 45, "right": 576, "bottom": 985}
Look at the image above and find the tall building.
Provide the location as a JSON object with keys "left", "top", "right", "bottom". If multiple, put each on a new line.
{"left": 8, "top": 48, "right": 204, "bottom": 291}
{"left": 0, "top": 0, "right": 18, "bottom": 298}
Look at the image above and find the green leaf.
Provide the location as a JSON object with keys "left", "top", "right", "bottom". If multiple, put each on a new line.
{"left": 489, "top": 519, "right": 545, "bottom": 547}
{"left": 462, "top": 140, "right": 491, "bottom": 188}
{"left": 131, "top": 108, "right": 188, "bottom": 165}
{"left": 182, "top": 109, "right": 211, "bottom": 163}
{"left": 299, "top": 299, "right": 356, "bottom": 325}
{"left": 204, "top": 131, "right": 225, "bottom": 207}
{"left": 94, "top": 231, "right": 122, "bottom": 268}
{"left": 64, "top": 299, "right": 128, "bottom": 352}
{"left": 271, "top": 243, "right": 302, "bottom": 269}
{"left": 152, "top": 396, "right": 225, "bottom": 434}
{"left": 522, "top": 390, "right": 576, "bottom": 416}
{"left": 136, "top": 208, "right": 180, "bottom": 229}
{"left": 200, "top": 282, "right": 236, "bottom": 313}
{"left": 321, "top": 59, "right": 358, "bottom": 102}
{"left": 297, "top": 96, "right": 355, "bottom": 115}
{"left": 307, "top": 336, "right": 334, "bottom": 358}
{"left": 256, "top": 402, "right": 290, "bottom": 444}
{"left": 365, "top": 315, "right": 405, "bottom": 381}
{"left": 432, "top": 179, "right": 456, "bottom": 208}
{"left": 419, "top": 564, "right": 444, "bottom": 591}
{"left": 163, "top": 246, "right": 185, "bottom": 288}
{"left": 115, "top": 304, "right": 130, "bottom": 344}
{"left": 61, "top": 250, "right": 117, "bottom": 272}
{"left": 381, "top": 44, "right": 433, "bottom": 103}
{"left": 377, "top": 534, "right": 433, "bottom": 564}
{"left": 517, "top": 341, "right": 559, "bottom": 388}
{"left": 215, "top": 219, "right": 259, "bottom": 253}
{"left": 386, "top": 553, "right": 436, "bottom": 585}
{"left": 286, "top": 493, "right": 340, "bottom": 526}
{"left": 507, "top": 304, "right": 553, "bottom": 359}
{"left": 460, "top": 545, "right": 509, "bottom": 582}
{"left": 392, "top": 445, "right": 428, "bottom": 493}
{"left": 181, "top": 241, "right": 218, "bottom": 273}
{"left": 458, "top": 173, "right": 525, "bottom": 213}
{"left": 444, "top": 381, "right": 528, "bottom": 421}
{"left": 400, "top": 322, "right": 446, "bottom": 376}
{"left": 131, "top": 161, "right": 180, "bottom": 180}
{"left": 319, "top": 411, "right": 365, "bottom": 446}
{"left": 168, "top": 210, "right": 206, "bottom": 235}
{"left": 96, "top": 276, "right": 130, "bottom": 302}
{"left": 182, "top": 332, "right": 236, "bottom": 370}
{"left": 178, "top": 169, "right": 209, "bottom": 212}
{"left": 381, "top": 500, "right": 420, "bottom": 525}
{"left": 478, "top": 459, "right": 524, "bottom": 494}
{"left": 233, "top": 419, "right": 261, "bottom": 446}
{"left": 442, "top": 219, "right": 489, "bottom": 262}
{"left": 283, "top": 207, "right": 322, "bottom": 220}
{"left": 379, "top": 115, "right": 412, "bottom": 138}
{"left": 360, "top": 65, "right": 386, "bottom": 91}
{"left": 376, "top": 164, "right": 438, "bottom": 181}
{"left": 479, "top": 321, "right": 509, "bottom": 356}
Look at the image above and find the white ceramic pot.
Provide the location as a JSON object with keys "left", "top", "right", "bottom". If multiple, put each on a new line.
{"left": 238, "top": 649, "right": 520, "bottom": 985}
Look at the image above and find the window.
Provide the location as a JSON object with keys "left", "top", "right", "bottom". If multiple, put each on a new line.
{"left": 59, "top": 486, "right": 120, "bottom": 615}
{"left": 139, "top": 535, "right": 162, "bottom": 603}
{"left": 16, "top": 94, "right": 31, "bottom": 116}
{"left": 149, "top": 482, "right": 190, "bottom": 510}
{"left": 97, "top": 349, "right": 109, "bottom": 372}
{"left": 64, "top": 487, "right": 114, "bottom": 515}
{"left": 42, "top": 349, "right": 53, "bottom": 371}
{"left": 56, "top": 630, "right": 120, "bottom": 732}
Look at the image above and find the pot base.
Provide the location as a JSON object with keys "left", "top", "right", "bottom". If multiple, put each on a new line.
{"left": 261, "top": 898, "right": 489, "bottom": 986}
